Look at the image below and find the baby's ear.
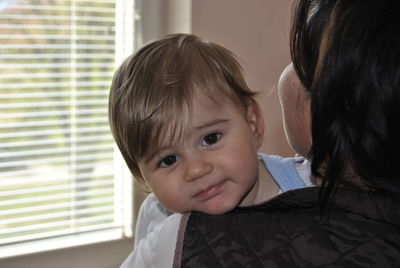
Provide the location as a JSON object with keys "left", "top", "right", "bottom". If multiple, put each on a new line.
{"left": 246, "top": 103, "right": 264, "bottom": 148}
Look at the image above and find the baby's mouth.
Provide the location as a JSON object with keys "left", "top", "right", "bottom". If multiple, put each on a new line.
{"left": 193, "top": 180, "right": 226, "bottom": 201}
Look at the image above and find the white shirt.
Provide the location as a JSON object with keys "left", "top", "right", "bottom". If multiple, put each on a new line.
{"left": 120, "top": 195, "right": 181, "bottom": 268}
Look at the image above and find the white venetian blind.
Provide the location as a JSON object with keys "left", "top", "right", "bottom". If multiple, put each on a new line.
{"left": 0, "top": 0, "right": 135, "bottom": 257}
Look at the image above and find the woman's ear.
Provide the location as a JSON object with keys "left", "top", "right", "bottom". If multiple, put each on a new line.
{"left": 246, "top": 103, "right": 264, "bottom": 148}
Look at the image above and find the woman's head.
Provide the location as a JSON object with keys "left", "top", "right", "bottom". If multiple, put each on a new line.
{"left": 286, "top": 0, "right": 400, "bottom": 197}
{"left": 278, "top": 63, "right": 311, "bottom": 158}
{"left": 108, "top": 34, "right": 261, "bottom": 182}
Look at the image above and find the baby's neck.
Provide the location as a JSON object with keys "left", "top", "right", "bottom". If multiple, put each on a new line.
{"left": 239, "top": 159, "right": 280, "bottom": 207}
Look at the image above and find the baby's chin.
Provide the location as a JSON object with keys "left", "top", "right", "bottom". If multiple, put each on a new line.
{"left": 169, "top": 196, "right": 239, "bottom": 215}
{"left": 192, "top": 202, "right": 237, "bottom": 215}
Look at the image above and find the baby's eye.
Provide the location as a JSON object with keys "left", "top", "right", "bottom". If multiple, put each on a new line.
{"left": 201, "top": 132, "right": 221, "bottom": 146}
{"left": 158, "top": 154, "right": 180, "bottom": 168}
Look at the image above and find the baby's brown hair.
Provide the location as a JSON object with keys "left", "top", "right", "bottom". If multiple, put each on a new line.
{"left": 109, "top": 34, "right": 260, "bottom": 182}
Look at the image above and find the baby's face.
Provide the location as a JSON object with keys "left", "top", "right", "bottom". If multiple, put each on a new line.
{"left": 278, "top": 63, "right": 312, "bottom": 158}
{"left": 137, "top": 93, "right": 263, "bottom": 214}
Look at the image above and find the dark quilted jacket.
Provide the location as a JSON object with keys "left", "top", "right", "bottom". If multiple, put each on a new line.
{"left": 173, "top": 187, "right": 400, "bottom": 267}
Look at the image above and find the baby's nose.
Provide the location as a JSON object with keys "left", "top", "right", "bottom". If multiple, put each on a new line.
{"left": 184, "top": 157, "right": 213, "bottom": 182}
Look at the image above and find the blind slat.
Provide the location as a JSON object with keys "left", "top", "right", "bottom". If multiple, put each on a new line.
{"left": 2, "top": 100, "right": 108, "bottom": 109}
{"left": 0, "top": 134, "right": 112, "bottom": 149}
{"left": 0, "top": 144, "right": 114, "bottom": 159}
{"left": 0, "top": 44, "right": 115, "bottom": 50}
{"left": 6, "top": 5, "right": 116, "bottom": 13}
{"left": 0, "top": 14, "right": 115, "bottom": 22}
{"left": 1, "top": 62, "right": 113, "bottom": 69}
{"left": 0, "top": 197, "right": 114, "bottom": 217}
{"left": 0, "top": 72, "right": 113, "bottom": 80}
{"left": 1, "top": 215, "right": 116, "bottom": 236}
{"left": 0, "top": 171, "right": 113, "bottom": 182}
{"left": 0, "top": 91, "right": 108, "bottom": 99}
{"left": 0, "top": 110, "right": 108, "bottom": 120}
{"left": 1, "top": 117, "right": 109, "bottom": 129}
{"left": 0, "top": 153, "right": 113, "bottom": 169}
{"left": 0, "top": 81, "right": 111, "bottom": 90}
{"left": 1, "top": 224, "right": 121, "bottom": 246}
{"left": 0, "top": 169, "right": 113, "bottom": 182}
{"left": 0, "top": 126, "right": 110, "bottom": 139}
{"left": 0, "top": 24, "right": 114, "bottom": 31}
{"left": 0, "top": 168, "right": 112, "bottom": 182}
{"left": 1, "top": 206, "right": 114, "bottom": 226}
{"left": 0, "top": 35, "right": 114, "bottom": 41}
{"left": 1, "top": 188, "right": 114, "bottom": 207}
{"left": 0, "top": 54, "right": 114, "bottom": 60}
{"left": 1, "top": 180, "right": 114, "bottom": 198}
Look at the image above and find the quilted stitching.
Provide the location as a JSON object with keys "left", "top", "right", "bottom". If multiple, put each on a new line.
{"left": 180, "top": 188, "right": 400, "bottom": 268}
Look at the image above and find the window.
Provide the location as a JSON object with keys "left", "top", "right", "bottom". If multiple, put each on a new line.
{"left": 0, "top": 0, "right": 137, "bottom": 258}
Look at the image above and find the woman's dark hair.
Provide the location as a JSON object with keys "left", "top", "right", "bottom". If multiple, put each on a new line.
{"left": 291, "top": 0, "right": 400, "bottom": 205}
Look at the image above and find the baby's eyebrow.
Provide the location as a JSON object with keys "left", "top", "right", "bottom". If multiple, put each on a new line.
{"left": 194, "top": 119, "right": 229, "bottom": 130}
{"left": 143, "top": 145, "right": 171, "bottom": 164}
